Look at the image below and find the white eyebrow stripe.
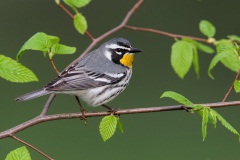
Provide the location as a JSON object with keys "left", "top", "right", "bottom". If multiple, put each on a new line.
{"left": 106, "top": 44, "right": 130, "bottom": 50}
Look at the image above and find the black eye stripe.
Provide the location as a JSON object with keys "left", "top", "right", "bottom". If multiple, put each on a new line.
{"left": 109, "top": 48, "right": 128, "bottom": 54}
{"left": 116, "top": 48, "right": 128, "bottom": 53}
{"left": 109, "top": 48, "right": 125, "bottom": 65}
{"left": 116, "top": 48, "right": 122, "bottom": 52}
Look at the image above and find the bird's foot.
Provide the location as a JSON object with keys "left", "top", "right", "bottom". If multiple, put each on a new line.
{"left": 80, "top": 109, "right": 88, "bottom": 125}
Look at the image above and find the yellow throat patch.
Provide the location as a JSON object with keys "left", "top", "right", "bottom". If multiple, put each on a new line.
{"left": 120, "top": 53, "right": 134, "bottom": 68}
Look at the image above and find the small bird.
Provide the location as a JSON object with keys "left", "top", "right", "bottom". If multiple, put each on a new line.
{"left": 16, "top": 37, "right": 142, "bottom": 107}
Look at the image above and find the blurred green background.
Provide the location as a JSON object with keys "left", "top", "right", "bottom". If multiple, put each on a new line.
{"left": 1, "top": 0, "right": 240, "bottom": 159}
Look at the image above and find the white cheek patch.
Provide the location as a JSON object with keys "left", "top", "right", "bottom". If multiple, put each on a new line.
{"left": 106, "top": 44, "right": 130, "bottom": 51}
{"left": 104, "top": 50, "right": 112, "bottom": 61}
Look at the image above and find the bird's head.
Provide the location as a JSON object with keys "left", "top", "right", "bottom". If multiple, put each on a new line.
{"left": 102, "top": 37, "right": 142, "bottom": 68}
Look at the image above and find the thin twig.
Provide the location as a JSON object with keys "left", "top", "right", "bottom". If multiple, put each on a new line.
{"left": 10, "top": 134, "right": 54, "bottom": 160}
{"left": 96, "top": 0, "right": 145, "bottom": 43}
{"left": 1, "top": 101, "right": 240, "bottom": 139}
{"left": 57, "top": 3, "right": 94, "bottom": 40}
{"left": 85, "top": 31, "right": 95, "bottom": 41}
{"left": 124, "top": 25, "right": 208, "bottom": 43}
{"left": 49, "top": 59, "right": 60, "bottom": 74}
{"left": 40, "top": 94, "right": 56, "bottom": 116}
{"left": 58, "top": 3, "right": 74, "bottom": 19}
{"left": 222, "top": 70, "right": 240, "bottom": 102}
{"left": 121, "top": 0, "right": 144, "bottom": 25}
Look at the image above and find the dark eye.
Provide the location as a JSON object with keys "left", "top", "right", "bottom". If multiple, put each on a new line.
{"left": 116, "top": 48, "right": 122, "bottom": 52}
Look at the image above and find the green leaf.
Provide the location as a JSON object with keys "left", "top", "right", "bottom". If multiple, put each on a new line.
{"left": 160, "top": 91, "right": 194, "bottom": 108}
{"left": 199, "top": 20, "right": 216, "bottom": 38}
{"left": 117, "top": 118, "right": 124, "bottom": 133}
{"left": 208, "top": 39, "right": 240, "bottom": 79}
{"left": 74, "top": 13, "right": 87, "bottom": 34}
{"left": 192, "top": 49, "right": 200, "bottom": 78}
{"left": 5, "top": 146, "right": 31, "bottom": 160}
{"left": 171, "top": 40, "right": 194, "bottom": 79}
{"left": 196, "top": 106, "right": 217, "bottom": 128}
{"left": 183, "top": 38, "right": 214, "bottom": 54}
{"left": 17, "top": 32, "right": 51, "bottom": 60}
{"left": 48, "top": 35, "right": 60, "bottom": 45}
{"left": 234, "top": 80, "right": 240, "bottom": 93}
{"left": 202, "top": 107, "right": 209, "bottom": 141}
{"left": 208, "top": 51, "right": 230, "bottom": 79}
{"left": 51, "top": 44, "right": 76, "bottom": 54}
{"left": 211, "top": 110, "right": 239, "bottom": 137}
{"left": 0, "top": 54, "right": 38, "bottom": 82}
{"left": 236, "top": 45, "right": 240, "bottom": 57}
{"left": 99, "top": 115, "right": 118, "bottom": 142}
{"left": 228, "top": 35, "right": 240, "bottom": 43}
{"left": 209, "top": 109, "right": 217, "bottom": 128}
{"left": 63, "top": 0, "right": 91, "bottom": 8}
{"left": 195, "top": 41, "right": 215, "bottom": 54}
{"left": 217, "top": 40, "right": 240, "bottom": 72}
{"left": 63, "top": 0, "right": 78, "bottom": 13}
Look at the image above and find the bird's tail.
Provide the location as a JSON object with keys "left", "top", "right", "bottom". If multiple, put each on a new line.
{"left": 15, "top": 89, "right": 49, "bottom": 102}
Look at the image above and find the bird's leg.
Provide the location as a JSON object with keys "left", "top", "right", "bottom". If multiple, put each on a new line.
{"left": 101, "top": 104, "right": 119, "bottom": 114}
{"left": 101, "top": 104, "right": 113, "bottom": 110}
{"left": 75, "top": 96, "right": 87, "bottom": 123}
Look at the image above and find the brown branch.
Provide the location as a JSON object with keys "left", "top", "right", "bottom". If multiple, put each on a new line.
{"left": 222, "top": 70, "right": 240, "bottom": 102}
{"left": 10, "top": 135, "right": 54, "bottom": 160}
{"left": 124, "top": 25, "right": 208, "bottom": 43}
{"left": 1, "top": 101, "right": 240, "bottom": 139}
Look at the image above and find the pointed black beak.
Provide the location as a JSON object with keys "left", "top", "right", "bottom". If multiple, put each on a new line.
{"left": 130, "top": 47, "right": 143, "bottom": 53}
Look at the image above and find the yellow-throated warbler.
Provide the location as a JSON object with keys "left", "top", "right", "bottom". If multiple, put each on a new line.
{"left": 16, "top": 38, "right": 142, "bottom": 106}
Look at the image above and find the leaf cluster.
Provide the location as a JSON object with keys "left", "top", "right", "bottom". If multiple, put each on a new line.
{"left": 17, "top": 32, "right": 76, "bottom": 60}
{"left": 171, "top": 20, "right": 240, "bottom": 79}
{"left": 0, "top": 32, "right": 76, "bottom": 83}
{"left": 161, "top": 91, "right": 240, "bottom": 141}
